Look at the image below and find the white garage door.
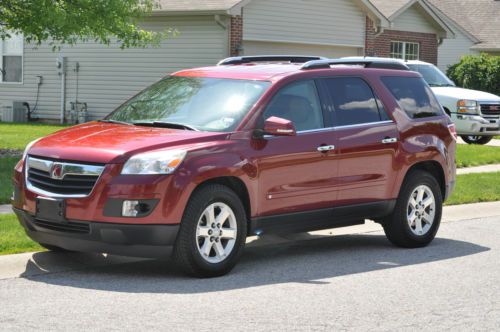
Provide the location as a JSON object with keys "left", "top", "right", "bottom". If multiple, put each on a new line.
{"left": 242, "top": 41, "right": 362, "bottom": 59}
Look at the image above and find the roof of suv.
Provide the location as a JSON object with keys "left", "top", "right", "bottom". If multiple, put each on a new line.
{"left": 174, "top": 56, "right": 413, "bottom": 81}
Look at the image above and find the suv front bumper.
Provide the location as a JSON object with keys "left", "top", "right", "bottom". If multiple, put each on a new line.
{"left": 14, "top": 208, "right": 179, "bottom": 258}
{"left": 453, "top": 114, "right": 500, "bottom": 136}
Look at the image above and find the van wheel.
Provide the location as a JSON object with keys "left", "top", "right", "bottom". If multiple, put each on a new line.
{"left": 383, "top": 170, "right": 442, "bottom": 248}
{"left": 174, "top": 184, "right": 247, "bottom": 278}
{"left": 461, "top": 135, "right": 492, "bottom": 145}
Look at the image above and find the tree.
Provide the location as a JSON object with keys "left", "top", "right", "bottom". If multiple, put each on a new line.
{"left": 0, "top": 0, "right": 173, "bottom": 49}
{"left": 447, "top": 53, "right": 500, "bottom": 96}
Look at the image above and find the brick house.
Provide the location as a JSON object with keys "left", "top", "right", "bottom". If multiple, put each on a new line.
{"left": 0, "top": 0, "right": 487, "bottom": 121}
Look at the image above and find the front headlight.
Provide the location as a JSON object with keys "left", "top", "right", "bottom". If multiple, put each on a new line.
{"left": 22, "top": 138, "right": 42, "bottom": 160}
{"left": 457, "top": 100, "right": 480, "bottom": 114}
{"left": 121, "top": 150, "right": 187, "bottom": 175}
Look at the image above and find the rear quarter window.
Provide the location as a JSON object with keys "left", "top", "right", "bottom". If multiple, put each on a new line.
{"left": 381, "top": 76, "right": 443, "bottom": 119}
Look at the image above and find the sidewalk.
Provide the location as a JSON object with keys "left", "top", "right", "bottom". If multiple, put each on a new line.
{"left": 457, "top": 163, "right": 500, "bottom": 175}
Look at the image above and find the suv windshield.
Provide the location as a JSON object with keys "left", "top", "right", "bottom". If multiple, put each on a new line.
{"left": 407, "top": 64, "right": 455, "bottom": 87}
{"left": 106, "top": 76, "right": 271, "bottom": 132}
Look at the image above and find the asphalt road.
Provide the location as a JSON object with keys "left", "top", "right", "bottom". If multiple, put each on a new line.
{"left": 1, "top": 216, "right": 499, "bottom": 331}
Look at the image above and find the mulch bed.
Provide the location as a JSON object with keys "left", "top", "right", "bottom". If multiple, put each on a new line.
{"left": 0, "top": 149, "right": 22, "bottom": 159}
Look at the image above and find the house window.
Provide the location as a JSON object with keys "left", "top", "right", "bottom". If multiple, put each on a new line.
{"left": 0, "top": 34, "right": 23, "bottom": 83}
{"left": 390, "top": 41, "right": 419, "bottom": 61}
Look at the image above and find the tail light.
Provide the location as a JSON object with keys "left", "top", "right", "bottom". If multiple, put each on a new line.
{"left": 448, "top": 123, "right": 458, "bottom": 140}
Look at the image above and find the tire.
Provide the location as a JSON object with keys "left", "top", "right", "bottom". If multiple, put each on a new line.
{"left": 39, "top": 243, "right": 74, "bottom": 252}
{"left": 383, "top": 170, "right": 442, "bottom": 248}
{"left": 174, "top": 184, "right": 247, "bottom": 278}
{"left": 461, "top": 135, "right": 493, "bottom": 145}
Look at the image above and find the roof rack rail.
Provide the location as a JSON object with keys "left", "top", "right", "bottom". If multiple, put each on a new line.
{"left": 301, "top": 58, "right": 410, "bottom": 70}
{"left": 217, "top": 55, "right": 327, "bottom": 66}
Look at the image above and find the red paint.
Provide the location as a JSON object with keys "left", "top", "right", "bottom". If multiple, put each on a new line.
{"left": 12, "top": 64, "right": 456, "bottom": 226}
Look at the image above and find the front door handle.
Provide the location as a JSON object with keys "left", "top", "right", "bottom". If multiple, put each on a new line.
{"left": 381, "top": 137, "right": 398, "bottom": 144}
{"left": 317, "top": 145, "right": 335, "bottom": 152}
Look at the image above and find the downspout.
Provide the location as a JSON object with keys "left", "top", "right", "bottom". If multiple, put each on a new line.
{"left": 57, "top": 55, "right": 67, "bottom": 124}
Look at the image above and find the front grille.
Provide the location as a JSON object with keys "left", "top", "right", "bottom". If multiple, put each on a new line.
{"left": 33, "top": 219, "right": 90, "bottom": 234}
{"left": 26, "top": 156, "right": 105, "bottom": 197}
{"left": 481, "top": 103, "right": 500, "bottom": 116}
{"left": 28, "top": 168, "right": 98, "bottom": 195}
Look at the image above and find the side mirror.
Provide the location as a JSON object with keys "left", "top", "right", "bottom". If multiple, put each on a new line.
{"left": 262, "top": 116, "right": 296, "bottom": 137}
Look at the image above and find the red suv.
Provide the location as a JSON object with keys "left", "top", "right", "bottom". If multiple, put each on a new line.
{"left": 12, "top": 56, "right": 457, "bottom": 277}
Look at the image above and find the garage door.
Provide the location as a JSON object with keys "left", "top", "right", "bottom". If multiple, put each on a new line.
{"left": 242, "top": 41, "right": 362, "bottom": 58}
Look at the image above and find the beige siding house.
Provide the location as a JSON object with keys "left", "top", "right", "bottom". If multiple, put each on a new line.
{"left": 0, "top": 0, "right": 494, "bottom": 122}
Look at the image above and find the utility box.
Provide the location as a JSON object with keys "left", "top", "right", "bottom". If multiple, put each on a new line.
{"left": 68, "top": 102, "right": 88, "bottom": 124}
{"left": 1, "top": 101, "right": 28, "bottom": 122}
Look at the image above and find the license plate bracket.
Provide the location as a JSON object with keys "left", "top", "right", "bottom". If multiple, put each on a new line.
{"left": 36, "top": 197, "right": 66, "bottom": 222}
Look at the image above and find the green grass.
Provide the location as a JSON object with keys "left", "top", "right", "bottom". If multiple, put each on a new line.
{"left": 0, "top": 157, "right": 20, "bottom": 204}
{"left": 456, "top": 144, "right": 500, "bottom": 168}
{"left": 0, "top": 214, "right": 43, "bottom": 255}
{"left": 0, "top": 122, "right": 68, "bottom": 150}
{"left": 446, "top": 172, "right": 500, "bottom": 205}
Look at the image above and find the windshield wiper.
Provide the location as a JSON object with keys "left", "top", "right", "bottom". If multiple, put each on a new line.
{"left": 134, "top": 121, "right": 199, "bottom": 131}
{"left": 98, "top": 119, "right": 132, "bottom": 125}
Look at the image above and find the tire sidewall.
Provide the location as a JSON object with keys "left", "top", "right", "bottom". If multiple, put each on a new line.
{"left": 397, "top": 173, "right": 443, "bottom": 244}
{"left": 182, "top": 186, "right": 247, "bottom": 274}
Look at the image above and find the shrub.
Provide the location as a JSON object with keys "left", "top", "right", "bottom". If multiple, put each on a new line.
{"left": 446, "top": 53, "right": 500, "bottom": 96}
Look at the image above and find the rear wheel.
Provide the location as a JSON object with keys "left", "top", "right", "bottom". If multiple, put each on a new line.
{"left": 383, "top": 170, "right": 442, "bottom": 248}
{"left": 174, "top": 184, "right": 247, "bottom": 277}
{"left": 461, "top": 135, "right": 493, "bottom": 145}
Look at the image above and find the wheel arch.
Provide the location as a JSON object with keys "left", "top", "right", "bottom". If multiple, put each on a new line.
{"left": 402, "top": 161, "right": 446, "bottom": 200}
{"left": 191, "top": 176, "right": 252, "bottom": 224}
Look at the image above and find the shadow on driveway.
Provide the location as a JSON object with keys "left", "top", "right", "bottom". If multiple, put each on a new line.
{"left": 21, "top": 233, "right": 489, "bottom": 293}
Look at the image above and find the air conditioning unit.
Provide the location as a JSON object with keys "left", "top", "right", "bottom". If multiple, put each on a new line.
{"left": 1, "top": 101, "right": 28, "bottom": 122}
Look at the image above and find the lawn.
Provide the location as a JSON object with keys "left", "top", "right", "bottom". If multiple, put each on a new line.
{"left": 0, "top": 157, "right": 19, "bottom": 204}
{"left": 445, "top": 172, "right": 500, "bottom": 205}
{"left": 456, "top": 144, "right": 500, "bottom": 168}
{"left": 0, "top": 122, "right": 68, "bottom": 150}
{"left": 0, "top": 214, "right": 43, "bottom": 255}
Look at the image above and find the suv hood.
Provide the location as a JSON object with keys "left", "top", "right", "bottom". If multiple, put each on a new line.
{"left": 432, "top": 86, "right": 500, "bottom": 102}
{"left": 28, "top": 122, "right": 227, "bottom": 164}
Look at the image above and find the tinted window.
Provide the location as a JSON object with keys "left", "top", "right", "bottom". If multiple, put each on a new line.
{"left": 382, "top": 76, "right": 443, "bottom": 119}
{"left": 264, "top": 80, "right": 324, "bottom": 132}
{"left": 323, "top": 77, "right": 385, "bottom": 126}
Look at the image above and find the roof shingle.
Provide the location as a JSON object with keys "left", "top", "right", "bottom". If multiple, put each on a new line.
{"left": 427, "top": 0, "right": 500, "bottom": 50}
{"left": 155, "top": 0, "right": 244, "bottom": 12}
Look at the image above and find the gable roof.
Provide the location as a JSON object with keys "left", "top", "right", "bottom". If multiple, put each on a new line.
{"left": 369, "top": 0, "right": 454, "bottom": 38}
{"left": 427, "top": 0, "right": 500, "bottom": 51}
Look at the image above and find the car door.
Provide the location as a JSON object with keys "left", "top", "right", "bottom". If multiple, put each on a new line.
{"left": 252, "top": 79, "right": 339, "bottom": 217}
{"left": 320, "top": 76, "right": 399, "bottom": 206}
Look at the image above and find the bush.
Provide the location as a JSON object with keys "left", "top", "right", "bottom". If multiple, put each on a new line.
{"left": 446, "top": 53, "right": 500, "bottom": 96}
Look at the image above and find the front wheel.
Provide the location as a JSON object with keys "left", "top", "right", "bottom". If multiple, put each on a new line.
{"left": 461, "top": 135, "right": 493, "bottom": 145}
{"left": 383, "top": 170, "right": 442, "bottom": 248}
{"left": 174, "top": 184, "right": 247, "bottom": 277}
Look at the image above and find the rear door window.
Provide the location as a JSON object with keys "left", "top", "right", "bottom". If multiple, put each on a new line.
{"left": 381, "top": 76, "right": 443, "bottom": 119}
{"left": 322, "top": 77, "right": 389, "bottom": 126}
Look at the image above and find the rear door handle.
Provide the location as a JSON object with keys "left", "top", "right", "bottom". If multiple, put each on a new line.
{"left": 317, "top": 145, "right": 335, "bottom": 152}
{"left": 381, "top": 137, "right": 398, "bottom": 144}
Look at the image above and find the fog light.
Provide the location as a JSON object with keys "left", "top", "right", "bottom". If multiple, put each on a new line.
{"left": 122, "top": 200, "right": 140, "bottom": 217}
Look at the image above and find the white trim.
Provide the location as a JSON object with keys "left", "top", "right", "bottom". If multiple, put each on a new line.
{"left": 390, "top": 41, "right": 420, "bottom": 61}
{"left": 0, "top": 33, "right": 24, "bottom": 85}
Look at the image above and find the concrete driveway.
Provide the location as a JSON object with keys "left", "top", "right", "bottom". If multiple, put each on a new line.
{"left": 0, "top": 204, "right": 499, "bottom": 331}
